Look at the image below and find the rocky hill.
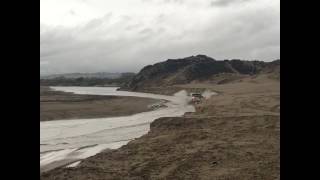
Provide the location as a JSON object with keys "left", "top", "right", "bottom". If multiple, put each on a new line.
{"left": 121, "top": 55, "right": 280, "bottom": 91}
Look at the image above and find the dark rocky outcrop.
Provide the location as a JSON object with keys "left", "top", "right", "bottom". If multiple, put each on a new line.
{"left": 121, "top": 55, "right": 280, "bottom": 91}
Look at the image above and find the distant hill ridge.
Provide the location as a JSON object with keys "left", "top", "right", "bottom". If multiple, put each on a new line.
{"left": 41, "top": 72, "right": 135, "bottom": 80}
{"left": 40, "top": 72, "right": 136, "bottom": 87}
{"left": 121, "top": 55, "right": 280, "bottom": 91}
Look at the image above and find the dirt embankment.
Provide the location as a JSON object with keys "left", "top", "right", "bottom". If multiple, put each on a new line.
{"left": 41, "top": 75, "right": 279, "bottom": 179}
{"left": 40, "top": 86, "right": 159, "bottom": 121}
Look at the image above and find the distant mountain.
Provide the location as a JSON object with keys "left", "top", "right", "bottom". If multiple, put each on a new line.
{"left": 40, "top": 72, "right": 131, "bottom": 80}
{"left": 121, "top": 55, "right": 280, "bottom": 91}
{"left": 40, "top": 72, "right": 136, "bottom": 87}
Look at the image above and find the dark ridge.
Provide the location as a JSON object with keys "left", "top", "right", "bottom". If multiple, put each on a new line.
{"left": 121, "top": 55, "right": 280, "bottom": 91}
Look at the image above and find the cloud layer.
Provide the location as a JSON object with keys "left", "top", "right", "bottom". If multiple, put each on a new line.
{"left": 40, "top": 0, "right": 280, "bottom": 75}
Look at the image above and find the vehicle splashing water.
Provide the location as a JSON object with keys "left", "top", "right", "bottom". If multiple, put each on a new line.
{"left": 202, "top": 90, "right": 217, "bottom": 99}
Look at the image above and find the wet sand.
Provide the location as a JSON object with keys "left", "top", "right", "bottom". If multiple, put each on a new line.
{"left": 40, "top": 86, "right": 159, "bottom": 121}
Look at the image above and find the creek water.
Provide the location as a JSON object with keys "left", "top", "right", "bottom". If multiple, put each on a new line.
{"left": 40, "top": 86, "right": 195, "bottom": 170}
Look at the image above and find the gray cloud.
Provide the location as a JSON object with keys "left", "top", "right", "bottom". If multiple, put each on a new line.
{"left": 163, "top": 0, "right": 186, "bottom": 4}
{"left": 40, "top": 0, "right": 280, "bottom": 75}
{"left": 69, "top": 10, "right": 76, "bottom": 16}
{"left": 210, "top": 0, "right": 253, "bottom": 7}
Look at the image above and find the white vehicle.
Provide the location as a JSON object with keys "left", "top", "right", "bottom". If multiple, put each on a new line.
{"left": 191, "top": 93, "right": 203, "bottom": 103}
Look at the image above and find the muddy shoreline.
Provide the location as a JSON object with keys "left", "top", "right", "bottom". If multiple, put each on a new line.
{"left": 40, "top": 86, "right": 159, "bottom": 121}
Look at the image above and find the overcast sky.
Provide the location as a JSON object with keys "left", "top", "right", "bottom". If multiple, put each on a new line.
{"left": 40, "top": 0, "right": 280, "bottom": 75}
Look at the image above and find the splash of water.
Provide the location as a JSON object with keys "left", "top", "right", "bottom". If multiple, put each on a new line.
{"left": 202, "top": 90, "right": 217, "bottom": 99}
{"left": 173, "top": 90, "right": 192, "bottom": 105}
